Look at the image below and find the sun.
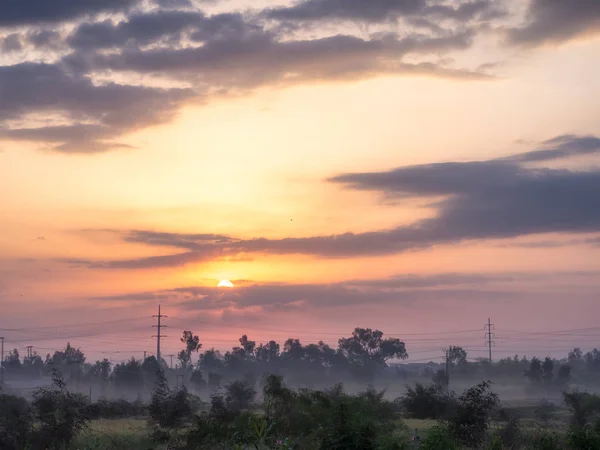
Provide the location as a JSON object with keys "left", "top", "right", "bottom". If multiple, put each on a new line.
{"left": 218, "top": 279, "right": 234, "bottom": 288}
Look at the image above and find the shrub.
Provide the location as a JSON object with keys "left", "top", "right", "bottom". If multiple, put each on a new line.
{"left": 528, "top": 430, "right": 562, "bottom": 450}
{"left": 225, "top": 379, "right": 257, "bottom": 411}
{"left": 400, "top": 383, "right": 457, "bottom": 419}
{"left": 86, "top": 397, "right": 147, "bottom": 419}
{"left": 30, "top": 367, "right": 90, "bottom": 450}
{"left": 446, "top": 381, "right": 499, "bottom": 448}
{"left": 420, "top": 426, "right": 460, "bottom": 450}
{"left": 148, "top": 368, "right": 194, "bottom": 446}
{"left": 568, "top": 423, "right": 600, "bottom": 450}
{"left": 564, "top": 391, "right": 600, "bottom": 428}
{"left": 0, "top": 392, "right": 32, "bottom": 450}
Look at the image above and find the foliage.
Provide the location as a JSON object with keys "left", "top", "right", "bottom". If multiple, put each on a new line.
{"left": 420, "top": 426, "right": 460, "bottom": 450}
{"left": 563, "top": 391, "right": 600, "bottom": 428}
{"left": 178, "top": 330, "right": 202, "bottom": 369}
{"left": 0, "top": 391, "right": 32, "bottom": 450}
{"left": 148, "top": 369, "right": 194, "bottom": 430}
{"left": 400, "top": 383, "right": 457, "bottom": 420}
{"left": 225, "top": 379, "right": 257, "bottom": 411}
{"left": 30, "top": 366, "right": 90, "bottom": 450}
{"left": 446, "top": 380, "right": 499, "bottom": 447}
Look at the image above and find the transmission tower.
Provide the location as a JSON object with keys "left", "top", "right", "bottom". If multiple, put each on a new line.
{"left": 484, "top": 318, "right": 495, "bottom": 363}
{"left": 152, "top": 305, "right": 167, "bottom": 363}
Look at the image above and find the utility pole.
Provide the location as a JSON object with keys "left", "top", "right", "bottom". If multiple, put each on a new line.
{"left": 485, "top": 318, "right": 495, "bottom": 363}
{"left": 152, "top": 305, "right": 167, "bottom": 364}
{"left": 26, "top": 346, "right": 33, "bottom": 359}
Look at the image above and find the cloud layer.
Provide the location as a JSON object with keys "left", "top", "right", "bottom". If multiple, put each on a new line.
{"left": 4, "top": 0, "right": 599, "bottom": 153}
{"left": 60, "top": 135, "right": 600, "bottom": 269}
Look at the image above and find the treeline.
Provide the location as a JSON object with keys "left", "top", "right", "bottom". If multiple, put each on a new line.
{"left": 4, "top": 328, "right": 600, "bottom": 393}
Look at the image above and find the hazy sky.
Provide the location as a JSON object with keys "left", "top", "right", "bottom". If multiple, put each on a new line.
{"left": 1, "top": 0, "right": 600, "bottom": 363}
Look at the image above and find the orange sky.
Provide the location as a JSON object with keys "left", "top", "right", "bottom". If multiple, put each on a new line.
{"left": 1, "top": 0, "right": 600, "bottom": 363}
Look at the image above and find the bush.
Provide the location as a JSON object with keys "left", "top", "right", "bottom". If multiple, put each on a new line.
{"left": 527, "top": 430, "right": 563, "bottom": 450}
{"left": 420, "top": 426, "right": 460, "bottom": 450}
{"left": 225, "top": 380, "right": 257, "bottom": 412}
{"left": 564, "top": 391, "right": 600, "bottom": 428}
{"left": 568, "top": 423, "right": 600, "bottom": 450}
{"left": 148, "top": 368, "right": 195, "bottom": 446}
{"left": 446, "top": 381, "right": 499, "bottom": 448}
{"left": 400, "top": 383, "right": 457, "bottom": 419}
{"left": 0, "top": 392, "right": 32, "bottom": 450}
{"left": 30, "top": 367, "right": 90, "bottom": 450}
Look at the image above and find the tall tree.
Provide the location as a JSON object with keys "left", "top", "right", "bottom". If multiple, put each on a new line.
{"left": 447, "top": 346, "right": 468, "bottom": 367}
{"left": 338, "top": 328, "right": 407, "bottom": 369}
{"left": 178, "top": 331, "right": 202, "bottom": 369}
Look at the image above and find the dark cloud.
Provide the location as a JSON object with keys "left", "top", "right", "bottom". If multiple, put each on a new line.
{"left": 506, "top": 135, "right": 600, "bottom": 163}
{"left": 1, "top": 7, "right": 486, "bottom": 152}
{"left": 79, "top": 28, "right": 477, "bottom": 84}
{"left": 67, "top": 10, "right": 206, "bottom": 50}
{"left": 507, "top": 0, "right": 600, "bottom": 46}
{"left": 155, "top": 0, "right": 193, "bottom": 8}
{"left": 62, "top": 134, "right": 600, "bottom": 267}
{"left": 89, "top": 277, "right": 519, "bottom": 311}
{"left": 0, "top": 0, "right": 139, "bottom": 28}
{"left": 89, "top": 270, "right": 599, "bottom": 313}
{"left": 264, "top": 0, "right": 500, "bottom": 24}
{"left": 265, "top": 0, "right": 425, "bottom": 23}
{"left": 1, "top": 33, "right": 23, "bottom": 52}
{"left": 27, "top": 29, "right": 63, "bottom": 49}
{"left": 0, "top": 63, "right": 194, "bottom": 153}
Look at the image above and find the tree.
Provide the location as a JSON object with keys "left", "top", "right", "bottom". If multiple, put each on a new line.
{"left": 282, "top": 338, "right": 304, "bottom": 361}
{"left": 232, "top": 335, "right": 256, "bottom": 359}
{"left": 112, "top": 358, "right": 144, "bottom": 389}
{"left": 447, "top": 381, "right": 499, "bottom": 447}
{"left": 525, "top": 357, "right": 543, "bottom": 384}
{"left": 30, "top": 367, "right": 90, "bottom": 450}
{"left": 198, "top": 349, "right": 223, "bottom": 371}
{"left": 338, "top": 328, "right": 407, "bottom": 369}
{"left": 178, "top": 331, "right": 202, "bottom": 370}
{"left": 23, "top": 352, "right": 44, "bottom": 374}
{"left": 224, "top": 380, "right": 256, "bottom": 411}
{"left": 89, "top": 359, "right": 111, "bottom": 381}
{"left": 569, "top": 348, "right": 583, "bottom": 364}
{"left": 255, "top": 340, "right": 280, "bottom": 363}
{"left": 542, "top": 357, "right": 554, "bottom": 384}
{"left": 447, "top": 346, "right": 467, "bottom": 367}
{"left": 556, "top": 365, "right": 572, "bottom": 389}
{"left": 4, "top": 349, "right": 21, "bottom": 370}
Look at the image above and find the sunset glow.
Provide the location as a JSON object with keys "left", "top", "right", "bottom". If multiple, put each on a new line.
{"left": 0, "top": 0, "right": 599, "bottom": 362}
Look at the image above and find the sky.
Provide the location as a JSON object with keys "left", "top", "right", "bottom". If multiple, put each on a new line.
{"left": 1, "top": 0, "right": 600, "bottom": 364}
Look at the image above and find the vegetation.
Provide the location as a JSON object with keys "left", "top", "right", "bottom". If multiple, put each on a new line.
{"left": 3, "top": 327, "right": 600, "bottom": 449}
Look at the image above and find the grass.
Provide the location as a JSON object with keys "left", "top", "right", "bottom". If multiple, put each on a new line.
{"left": 70, "top": 418, "right": 152, "bottom": 450}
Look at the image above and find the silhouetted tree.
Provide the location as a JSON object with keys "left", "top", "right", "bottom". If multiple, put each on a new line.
{"left": 4, "top": 349, "right": 21, "bottom": 370}
{"left": 338, "top": 328, "right": 407, "bottom": 376}
{"left": 542, "top": 357, "right": 554, "bottom": 384}
{"left": 525, "top": 357, "right": 543, "bottom": 384}
{"left": 178, "top": 330, "right": 202, "bottom": 370}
